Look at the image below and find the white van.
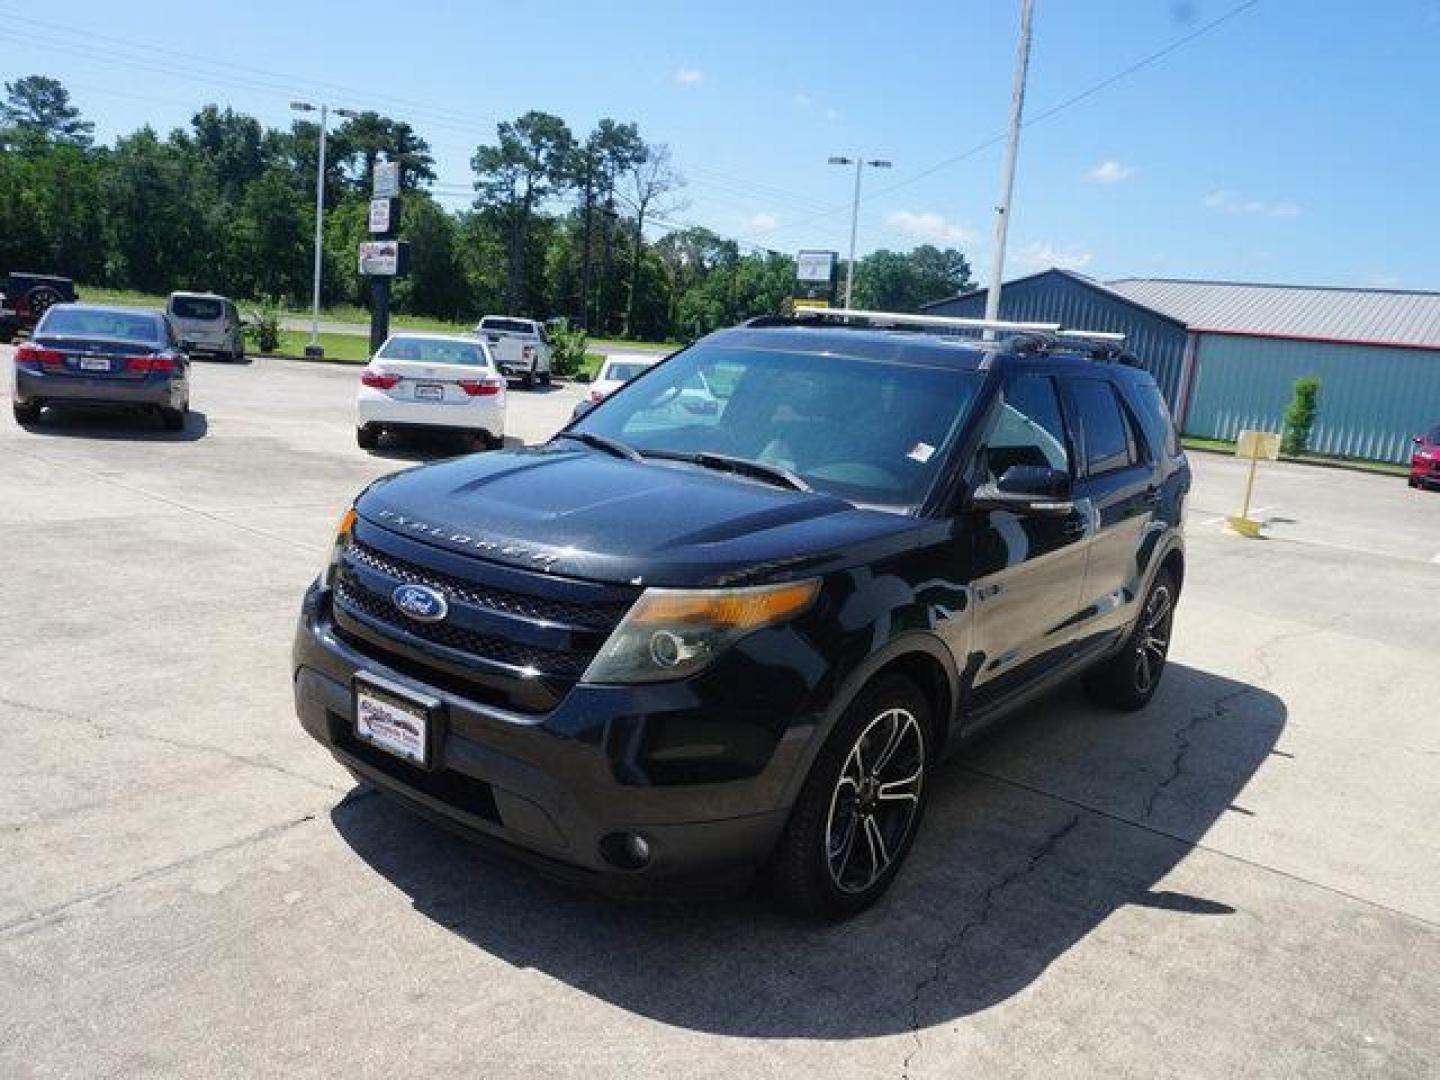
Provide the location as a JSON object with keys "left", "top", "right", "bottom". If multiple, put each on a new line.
{"left": 167, "top": 292, "right": 244, "bottom": 361}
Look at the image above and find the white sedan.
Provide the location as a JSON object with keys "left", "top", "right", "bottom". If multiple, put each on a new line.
{"left": 356, "top": 333, "right": 507, "bottom": 450}
{"left": 585, "top": 354, "right": 658, "bottom": 407}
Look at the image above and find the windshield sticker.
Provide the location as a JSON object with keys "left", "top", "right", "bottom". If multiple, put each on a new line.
{"left": 907, "top": 442, "right": 936, "bottom": 464}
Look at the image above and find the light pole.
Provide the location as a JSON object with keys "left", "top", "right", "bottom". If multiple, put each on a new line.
{"left": 982, "top": 0, "right": 1035, "bottom": 334}
{"left": 828, "top": 155, "right": 892, "bottom": 309}
{"left": 291, "top": 101, "right": 358, "bottom": 355}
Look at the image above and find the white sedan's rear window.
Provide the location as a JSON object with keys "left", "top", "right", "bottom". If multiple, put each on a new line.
{"left": 377, "top": 338, "right": 489, "bottom": 367}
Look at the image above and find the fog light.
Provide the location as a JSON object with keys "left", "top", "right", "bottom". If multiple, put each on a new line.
{"left": 599, "top": 831, "right": 652, "bottom": 871}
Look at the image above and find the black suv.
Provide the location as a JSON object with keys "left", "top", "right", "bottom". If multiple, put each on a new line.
{"left": 293, "top": 315, "right": 1189, "bottom": 917}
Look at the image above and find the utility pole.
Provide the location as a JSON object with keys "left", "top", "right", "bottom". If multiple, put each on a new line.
{"left": 982, "top": 0, "right": 1035, "bottom": 335}
{"left": 828, "top": 154, "right": 892, "bottom": 309}
{"left": 291, "top": 101, "right": 358, "bottom": 357}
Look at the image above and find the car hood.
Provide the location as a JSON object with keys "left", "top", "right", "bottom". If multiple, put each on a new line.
{"left": 355, "top": 446, "right": 936, "bottom": 587}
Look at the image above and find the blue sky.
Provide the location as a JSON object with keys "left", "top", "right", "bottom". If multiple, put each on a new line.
{"left": 2, "top": 0, "right": 1437, "bottom": 289}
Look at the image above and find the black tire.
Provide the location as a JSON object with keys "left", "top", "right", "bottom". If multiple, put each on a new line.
{"left": 1083, "top": 568, "right": 1177, "bottom": 711}
{"left": 769, "top": 674, "right": 932, "bottom": 919}
{"left": 521, "top": 369, "right": 535, "bottom": 390}
{"left": 160, "top": 405, "right": 187, "bottom": 432}
{"left": 13, "top": 400, "right": 41, "bottom": 425}
{"left": 540, "top": 369, "right": 552, "bottom": 386}
{"left": 356, "top": 424, "right": 380, "bottom": 450}
{"left": 1409, "top": 476, "right": 1420, "bottom": 489}
{"left": 0, "top": 325, "right": 14, "bottom": 345}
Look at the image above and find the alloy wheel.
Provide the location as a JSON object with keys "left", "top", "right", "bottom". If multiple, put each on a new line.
{"left": 1134, "top": 584, "right": 1173, "bottom": 694}
{"left": 824, "top": 707, "right": 925, "bottom": 894}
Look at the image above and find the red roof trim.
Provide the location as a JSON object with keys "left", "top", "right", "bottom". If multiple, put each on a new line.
{"left": 1191, "top": 327, "right": 1440, "bottom": 352}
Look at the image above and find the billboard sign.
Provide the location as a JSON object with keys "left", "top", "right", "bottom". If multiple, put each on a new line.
{"left": 372, "top": 161, "right": 400, "bottom": 199}
{"left": 796, "top": 250, "right": 837, "bottom": 285}
{"left": 368, "top": 197, "right": 397, "bottom": 235}
{"left": 359, "top": 240, "right": 410, "bottom": 277}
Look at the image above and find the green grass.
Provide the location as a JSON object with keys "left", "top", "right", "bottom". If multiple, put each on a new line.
{"left": 262, "top": 331, "right": 373, "bottom": 363}
{"left": 1181, "top": 435, "right": 1409, "bottom": 477}
{"left": 75, "top": 284, "right": 685, "bottom": 349}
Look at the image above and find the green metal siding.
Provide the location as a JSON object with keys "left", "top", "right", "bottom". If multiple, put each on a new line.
{"left": 1183, "top": 334, "right": 1440, "bottom": 463}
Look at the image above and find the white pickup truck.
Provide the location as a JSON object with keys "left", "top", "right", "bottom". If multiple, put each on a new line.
{"left": 473, "top": 316, "right": 553, "bottom": 388}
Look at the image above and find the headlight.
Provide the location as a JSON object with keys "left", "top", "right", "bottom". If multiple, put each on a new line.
{"left": 582, "top": 580, "right": 821, "bottom": 685}
{"left": 318, "top": 507, "right": 357, "bottom": 587}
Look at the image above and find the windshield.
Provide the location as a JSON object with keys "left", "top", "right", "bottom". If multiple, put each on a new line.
{"left": 377, "top": 337, "right": 490, "bottom": 367}
{"left": 39, "top": 307, "right": 163, "bottom": 344}
{"left": 601, "top": 361, "right": 652, "bottom": 383}
{"left": 572, "top": 343, "right": 983, "bottom": 507}
{"left": 478, "top": 318, "right": 533, "bottom": 334}
{"left": 169, "top": 296, "right": 223, "bottom": 321}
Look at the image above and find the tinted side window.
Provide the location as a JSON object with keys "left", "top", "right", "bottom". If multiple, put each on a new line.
{"left": 1072, "top": 379, "right": 1136, "bottom": 475}
{"left": 1131, "top": 380, "right": 1180, "bottom": 458}
{"left": 981, "top": 374, "right": 1070, "bottom": 480}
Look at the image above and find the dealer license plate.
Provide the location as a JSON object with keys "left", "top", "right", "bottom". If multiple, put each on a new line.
{"left": 354, "top": 679, "right": 431, "bottom": 766}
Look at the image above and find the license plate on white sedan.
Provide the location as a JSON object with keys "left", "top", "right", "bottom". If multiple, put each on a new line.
{"left": 414, "top": 383, "right": 444, "bottom": 400}
{"left": 354, "top": 677, "right": 434, "bottom": 767}
{"left": 78, "top": 357, "right": 111, "bottom": 372}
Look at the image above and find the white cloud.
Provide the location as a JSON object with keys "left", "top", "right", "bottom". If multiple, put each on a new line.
{"left": 1202, "top": 190, "right": 1300, "bottom": 217}
{"left": 742, "top": 212, "right": 780, "bottom": 232}
{"left": 674, "top": 68, "right": 704, "bottom": 86}
{"left": 1086, "top": 160, "right": 1135, "bottom": 184}
{"left": 886, "top": 210, "right": 978, "bottom": 245}
{"left": 792, "top": 92, "right": 813, "bottom": 108}
{"left": 823, "top": 108, "right": 841, "bottom": 122}
{"left": 1014, "top": 242, "right": 1093, "bottom": 272}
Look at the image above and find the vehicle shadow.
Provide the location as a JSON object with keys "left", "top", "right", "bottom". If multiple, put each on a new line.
{"left": 19, "top": 407, "right": 209, "bottom": 442}
{"left": 367, "top": 432, "right": 526, "bottom": 462}
{"left": 329, "top": 662, "right": 1283, "bottom": 1038}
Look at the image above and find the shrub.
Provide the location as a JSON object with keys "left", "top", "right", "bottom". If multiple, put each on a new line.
{"left": 547, "top": 318, "right": 588, "bottom": 378}
{"left": 1281, "top": 375, "right": 1321, "bottom": 456}
{"left": 244, "top": 296, "right": 283, "bottom": 353}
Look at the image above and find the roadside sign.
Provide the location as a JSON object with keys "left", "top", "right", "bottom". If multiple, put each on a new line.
{"left": 794, "top": 249, "right": 838, "bottom": 308}
{"left": 359, "top": 240, "right": 410, "bottom": 277}
{"left": 368, "top": 197, "right": 398, "bottom": 235}
{"left": 372, "top": 161, "right": 400, "bottom": 199}
{"left": 1227, "top": 429, "right": 1282, "bottom": 537}
{"left": 1236, "top": 429, "right": 1281, "bottom": 460}
{"left": 796, "top": 250, "right": 837, "bottom": 284}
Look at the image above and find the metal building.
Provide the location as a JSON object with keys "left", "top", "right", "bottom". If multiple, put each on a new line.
{"left": 925, "top": 270, "right": 1440, "bottom": 464}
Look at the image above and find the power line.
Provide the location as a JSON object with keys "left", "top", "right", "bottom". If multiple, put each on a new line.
{"left": 755, "top": 0, "right": 1265, "bottom": 239}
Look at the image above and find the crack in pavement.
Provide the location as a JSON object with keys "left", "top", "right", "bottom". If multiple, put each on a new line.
{"left": 1140, "top": 617, "right": 1344, "bottom": 822}
{"left": 0, "top": 787, "right": 380, "bottom": 939}
{"left": 900, "top": 814, "right": 1081, "bottom": 1080}
{"left": 0, "top": 695, "right": 347, "bottom": 814}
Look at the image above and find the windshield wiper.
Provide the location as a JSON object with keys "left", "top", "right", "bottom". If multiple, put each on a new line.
{"left": 552, "top": 430, "right": 642, "bottom": 461}
{"left": 645, "top": 450, "right": 812, "bottom": 493}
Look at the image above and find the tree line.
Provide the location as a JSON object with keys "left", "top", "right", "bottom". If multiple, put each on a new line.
{"left": 0, "top": 75, "right": 975, "bottom": 341}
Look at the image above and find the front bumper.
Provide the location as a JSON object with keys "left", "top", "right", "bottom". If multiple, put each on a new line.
{"left": 14, "top": 367, "right": 182, "bottom": 408}
{"left": 293, "top": 583, "right": 806, "bottom": 894}
{"left": 1411, "top": 459, "right": 1440, "bottom": 487}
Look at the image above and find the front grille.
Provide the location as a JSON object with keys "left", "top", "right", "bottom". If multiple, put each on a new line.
{"left": 329, "top": 526, "right": 639, "bottom": 712}
{"left": 335, "top": 578, "right": 590, "bottom": 679}
{"left": 347, "top": 539, "right": 628, "bottom": 629}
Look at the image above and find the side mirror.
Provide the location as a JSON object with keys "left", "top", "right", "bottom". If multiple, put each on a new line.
{"left": 571, "top": 399, "right": 595, "bottom": 421}
{"left": 1415, "top": 435, "right": 1425, "bottom": 445}
{"left": 971, "top": 465, "right": 1073, "bottom": 514}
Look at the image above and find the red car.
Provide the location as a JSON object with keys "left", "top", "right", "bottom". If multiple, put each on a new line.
{"left": 1410, "top": 425, "right": 1440, "bottom": 489}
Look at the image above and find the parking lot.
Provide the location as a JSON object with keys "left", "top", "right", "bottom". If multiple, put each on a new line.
{"left": 2, "top": 350, "right": 1437, "bottom": 1078}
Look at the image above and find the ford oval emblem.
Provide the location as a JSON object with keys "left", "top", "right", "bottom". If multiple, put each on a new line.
{"left": 392, "top": 584, "right": 448, "bottom": 623}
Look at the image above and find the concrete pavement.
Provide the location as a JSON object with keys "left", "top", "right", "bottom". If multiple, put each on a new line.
{"left": 1, "top": 350, "right": 1436, "bottom": 1078}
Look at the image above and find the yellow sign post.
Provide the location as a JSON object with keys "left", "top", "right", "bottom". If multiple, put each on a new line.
{"left": 1226, "top": 429, "right": 1281, "bottom": 537}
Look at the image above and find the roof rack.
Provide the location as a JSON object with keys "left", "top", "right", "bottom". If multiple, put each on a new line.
{"left": 779, "top": 305, "right": 1127, "bottom": 345}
